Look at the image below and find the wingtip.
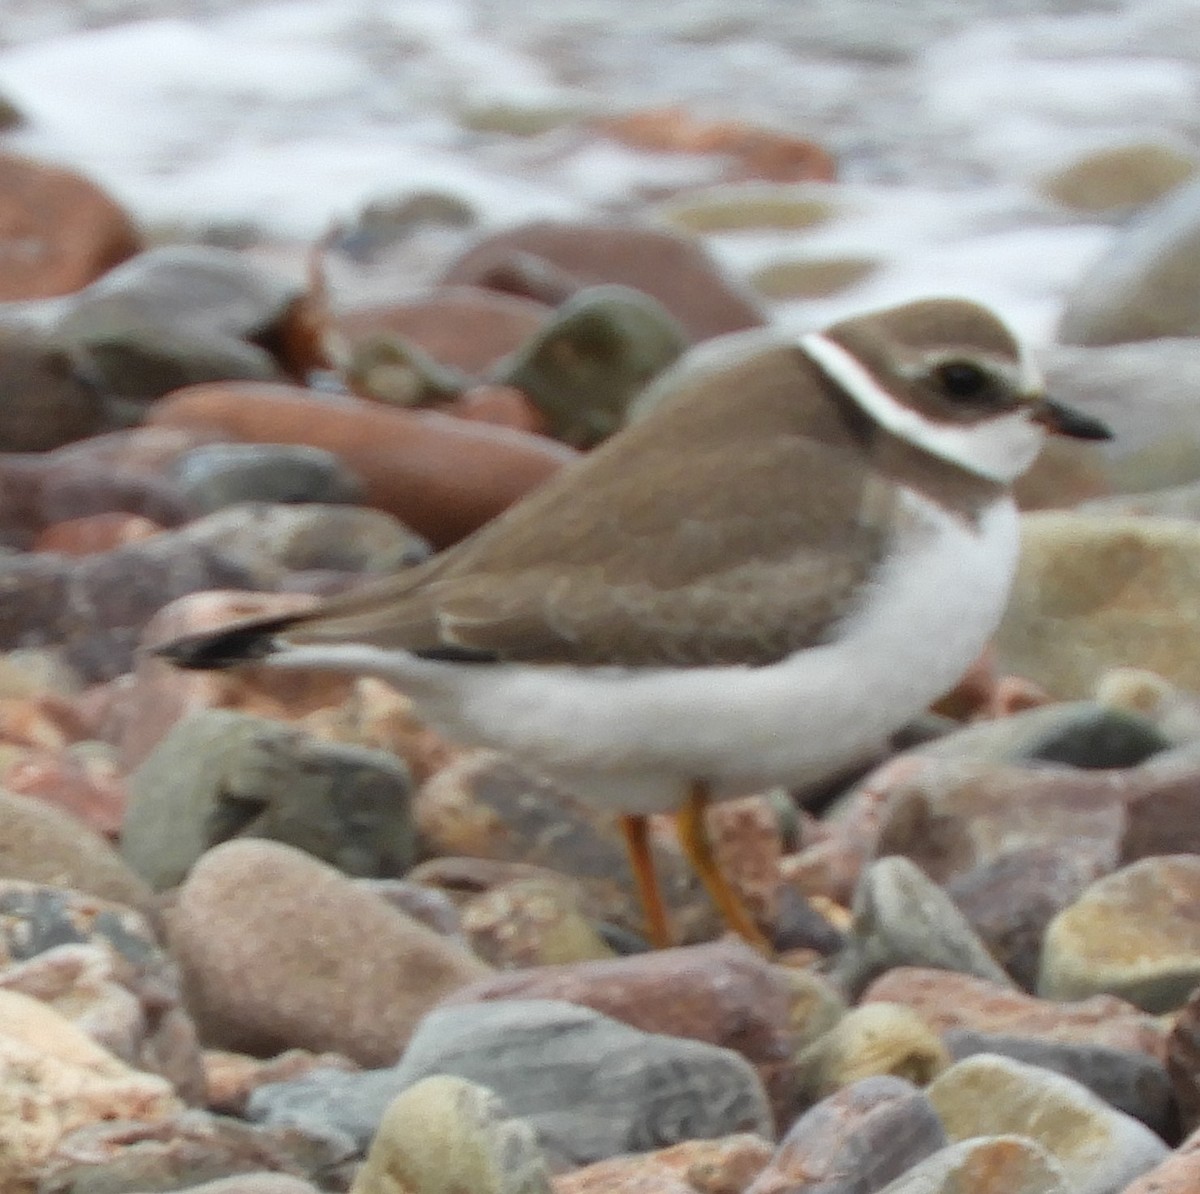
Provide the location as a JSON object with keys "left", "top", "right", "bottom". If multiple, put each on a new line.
{"left": 149, "top": 622, "right": 285, "bottom": 671}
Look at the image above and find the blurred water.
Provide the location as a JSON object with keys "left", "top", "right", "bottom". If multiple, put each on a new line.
{"left": 1, "top": 0, "right": 1198, "bottom": 340}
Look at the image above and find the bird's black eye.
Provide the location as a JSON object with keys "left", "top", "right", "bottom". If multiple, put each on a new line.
{"left": 933, "top": 359, "right": 991, "bottom": 401}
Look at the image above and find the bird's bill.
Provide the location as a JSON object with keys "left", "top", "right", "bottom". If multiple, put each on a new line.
{"left": 1031, "top": 397, "right": 1113, "bottom": 441}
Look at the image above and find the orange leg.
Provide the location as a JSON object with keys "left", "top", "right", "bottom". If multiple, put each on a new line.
{"left": 619, "top": 813, "right": 673, "bottom": 949}
{"left": 675, "top": 781, "right": 772, "bottom": 954}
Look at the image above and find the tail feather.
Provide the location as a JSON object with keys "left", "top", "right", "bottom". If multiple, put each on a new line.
{"left": 151, "top": 614, "right": 299, "bottom": 670}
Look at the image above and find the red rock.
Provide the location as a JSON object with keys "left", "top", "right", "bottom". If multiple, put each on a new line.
{"left": 1122, "top": 755, "right": 1200, "bottom": 861}
{"left": 553, "top": 1133, "right": 773, "bottom": 1194}
{"left": 1, "top": 748, "right": 127, "bottom": 838}
{"left": 440, "top": 220, "right": 767, "bottom": 343}
{"left": 335, "top": 286, "right": 552, "bottom": 375}
{"left": 1166, "top": 975, "right": 1200, "bottom": 1133}
{"left": 33, "top": 512, "right": 164, "bottom": 556}
{"left": 0, "top": 152, "right": 139, "bottom": 300}
{"left": 440, "top": 385, "right": 551, "bottom": 435}
{"left": 862, "top": 967, "right": 1167, "bottom": 1060}
{"left": 595, "top": 106, "right": 836, "bottom": 184}
{"left": 874, "top": 759, "right": 1128, "bottom": 884}
{"left": 443, "top": 939, "right": 798, "bottom": 1122}
{"left": 932, "top": 646, "right": 1050, "bottom": 720}
{"left": 147, "top": 382, "right": 576, "bottom": 548}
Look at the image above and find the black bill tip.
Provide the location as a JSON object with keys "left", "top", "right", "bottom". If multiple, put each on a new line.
{"left": 149, "top": 623, "right": 284, "bottom": 670}
{"left": 1034, "top": 397, "right": 1113, "bottom": 441}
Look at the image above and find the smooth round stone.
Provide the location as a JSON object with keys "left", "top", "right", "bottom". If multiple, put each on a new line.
{"left": 944, "top": 1029, "right": 1175, "bottom": 1139}
{"left": 748, "top": 256, "right": 878, "bottom": 300}
{"left": 796, "top": 1004, "right": 950, "bottom": 1102}
{"left": 147, "top": 383, "right": 576, "bottom": 550}
{"left": 0, "top": 324, "right": 108, "bottom": 450}
{"left": 831, "top": 856, "right": 1015, "bottom": 998}
{"left": 1058, "top": 172, "right": 1200, "bottom": 345}
{"left": 862, "top": 968, "right": 1167, "bottom": 1060}
{"left": 349, "top": 1076, "right": 551, "bottom": 1194}
{"left": 996, "top": 514, "right": 1200, "bottom": 699}
{"left": 747, "top": 1076, "right": 947, "bottom": 1194}
{"left": 439, "top": 218, "right": 767, "bottom": 343}
{"left": 927, "top": 1054, "right": 1169, "bottom": 1194}
{"left": 1038, "top": 142, "right": 1196, "bottom": 214}
{"left": 123, "top": 708, "right": 416, "bottom": 890}
{"left": 57, "top": 245, "right": 303, "bottom": 400}
{"left": 167, "top": 840, "right": 489, "bottom": 1065}
{"left": 654, "top": 182, "right": 843, "bottom": 233}
{"left": 252, "top": 1000, "right": 772, "bottom": 1168}
{"left": 0, "top": 151, "right": 139, "bottom": 301}
{"left": 875, "top": 1136, "right": 1069, "bottom": 1194}
{"left": 1038, "top": 855, "right": 1200, "bottom": 1013}
{"left": 0, "top": 789, "right": 153, "bottom": 913}
{"left": 913, "top": 699, "right": 1169, "bottom": 769}
{"left": 494, "top": 284, "right": 687, "bottom": 448}
{"left": 875, "top": 759, "right": 1127, "bottom": 886}
{"left": 172, "top": 443, "right": 364, "bottom": 512}
{"left": 444, "top": 938, "right": 818, "bottom": 1126}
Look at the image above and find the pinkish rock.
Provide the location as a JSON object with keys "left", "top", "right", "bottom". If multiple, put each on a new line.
{"left": 0, "top": 151, "right": 139, "bottom": 299}
{"left": 861, "top": 967, "right": 1167, "bottom": 1060}
{"left": 33, "top": 511, "right": 164, "bottom": 555}
{"left": 167, "top": 840, "right": 490, "bottom": 1065}
{"left": 747, "top": 1076, "right": 946, "bottom": 1194}
{"left": 444, "top": 939, "right": 803, "bottom": 1122}
{"left": 440, "top": 220, "right": 766, "bottom": 343}
{"left": 203, "top": 1048, "right": 357, "bottom": 1116}
{"left": 335, "top": 285, "right": 552, "bottom": 375}
{"left": 147, "top": 382, "right": 576, "bottom": 548}
{"left": 553, "top": 1133, "right": 773, "bottom": 1194}
{"left": 874, "top": 759, "right": 1128, "bottom": 883}
{"left": 0, "top": 745, "right": 127, "bottom": 837}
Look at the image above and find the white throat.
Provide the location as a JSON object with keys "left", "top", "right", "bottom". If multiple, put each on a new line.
{"left": 798, "top": 331, "right": 1045, "bottom": 484}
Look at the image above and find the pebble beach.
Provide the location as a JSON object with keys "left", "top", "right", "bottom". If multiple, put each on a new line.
{"left": 3, "top": 1, "right": 1200, "bottom": 1192}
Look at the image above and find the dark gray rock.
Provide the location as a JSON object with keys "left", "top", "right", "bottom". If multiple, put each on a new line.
{"left": 944, "top": 1029, "right": 1176, "bottom": 1140}
{"left": 172, "top": 443, "right": 365, "bottom": 513}
{"left": 123, "top": 709, "right": 416, "bottom": 890}
{"left": 831, "top": 857, "right": 1014, "bottom": 999}
{"left": 249, "top": 999, "right": 772, "bottom": 1167}
{"left": 747, "top": 1076, "right": 947, "bottom": 1194}
{"left": 914, "top": 700, "right": 1169, "bottom": 769}
{"left": 57, "top": 245, "right": 301, "bottom": 408}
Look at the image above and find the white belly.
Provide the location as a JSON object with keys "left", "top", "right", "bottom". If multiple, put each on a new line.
{"left": 271, "top": 492, "right": 1021, "bottom": 813}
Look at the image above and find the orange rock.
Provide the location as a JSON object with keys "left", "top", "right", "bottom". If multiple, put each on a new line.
{"left": 709, "top": 795, "right": 783, "bottom": 931}
{"left": 0, "top": 152, "right": 139, "bottom": 300}
{"left": 33, "top": 512, "right": 164, "bottom": 556}
{"left": 440, "top": 385, "right": 551, "bottom": 435}
{"left": 203, "top": 1047, "right": 357, "bottom": 1115}
{"left": 1, "top": 748, "right": 127, "bottom": 838}
{"left": 441, "top": 219, "right": 766, "bottom": 343}
{"left": 933, "top": 646, "right": 1050, "bottom": 720}
{"left": 861, "top": 967, "right": 1168, "bottom": 1060}
{"left": 335, "top": 286, "right": 552, "bottom": 375}
{"left": 553, "top": 1134, "right": 773, "bottom": 1194}
{"left": 146, "top": 382, "right": 576, "bottom": 548}
{"left": 596, "top": 106, "right": 836, "bottom": 184}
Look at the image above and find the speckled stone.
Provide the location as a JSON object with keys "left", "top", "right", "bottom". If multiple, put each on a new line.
{"left": 747, "top": 1076, "right": 946, "bottom": 1194}
{"left": 349, "top": 1076, "right": 552, "bottom": 1194}
{"left": 1038, "top": 854, "right": 1200, "bottom": 1012}
{"left": 927, "top": 1054, "right": 1169, "bottom": 1194}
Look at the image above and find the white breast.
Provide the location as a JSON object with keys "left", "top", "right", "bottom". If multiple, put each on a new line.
{"left": 273, "top": 490, "right": 1022, "bottom": 814}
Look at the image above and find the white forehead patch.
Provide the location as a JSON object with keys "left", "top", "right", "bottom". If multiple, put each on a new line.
{"left": 797, "top": 331, "right": 1045, "bottom": 484}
